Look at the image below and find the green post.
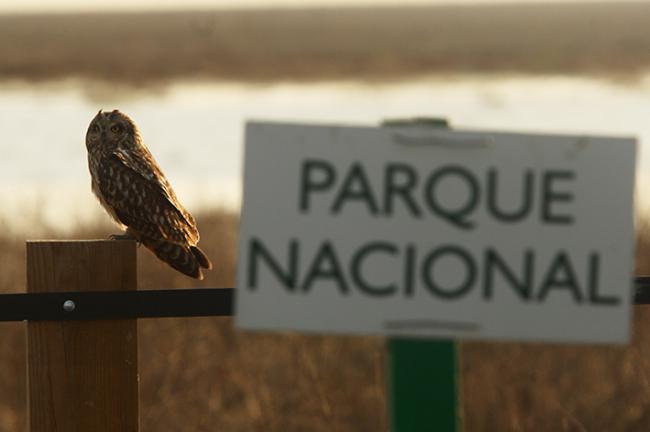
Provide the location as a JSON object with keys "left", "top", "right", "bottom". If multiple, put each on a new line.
{"left": 382, "top": 118, "right": 459, "bottom": 432}
{"left": 388, "top": 339, "right": 458, "bottom": 431}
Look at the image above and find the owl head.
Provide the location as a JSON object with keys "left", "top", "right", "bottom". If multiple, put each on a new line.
{"left": 86, "top": 109, "right": 141, "bottom": 152}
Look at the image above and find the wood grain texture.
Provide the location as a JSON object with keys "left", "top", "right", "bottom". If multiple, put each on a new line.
{"left": 26, "top": 240, "right": 138, "bottom": 432}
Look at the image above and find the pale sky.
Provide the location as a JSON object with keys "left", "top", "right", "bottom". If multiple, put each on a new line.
{"left": 0, "top": 0, "right": 645, "bottom": 14}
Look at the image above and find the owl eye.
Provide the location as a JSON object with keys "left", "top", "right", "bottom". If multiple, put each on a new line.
{"left": 110, "top": 124, "right": 123, "bottom": 134}
{"left": 90, "top": 124, "right": 100, "bottom": 133}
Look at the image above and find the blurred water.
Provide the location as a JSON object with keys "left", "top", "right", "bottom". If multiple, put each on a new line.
{"left": 1, "top": 75, "right": 649, "bottom": 234}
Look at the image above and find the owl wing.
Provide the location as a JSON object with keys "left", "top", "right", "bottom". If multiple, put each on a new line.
{"left": 98, "top": 149, "right": 200, "bottom": 245}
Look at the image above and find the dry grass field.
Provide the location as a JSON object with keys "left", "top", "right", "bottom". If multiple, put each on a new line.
{"left": 2, "top": 2, "right": 650, "bottom": 430}
{"left": 0, "top": 211, "right": 648, "bottom": 431}
{"left": 2, "top": 2, "right": 650, "bottom": 84}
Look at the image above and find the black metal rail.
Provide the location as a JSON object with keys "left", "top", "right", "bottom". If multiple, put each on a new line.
{"left": 1, "top": 278, "right": 650, "bottom": 322}
{"left": 635, "top": 277, "right": 650, "bottom": 305}
{"left": 0, "top": 288, "right": 233, "bottom": 321}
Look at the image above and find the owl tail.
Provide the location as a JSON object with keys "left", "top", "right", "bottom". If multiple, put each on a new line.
{"left": 141, "top": 237, "right": 212, "bottom": 280}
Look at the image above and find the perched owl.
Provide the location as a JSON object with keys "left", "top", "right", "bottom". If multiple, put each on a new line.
{"left": 86, "top": 109, "right": 212, "bottom": 279}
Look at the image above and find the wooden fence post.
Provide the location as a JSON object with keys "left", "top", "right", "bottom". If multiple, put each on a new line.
{"left": 26, "top": 240, "right": 139, "bottom": 432}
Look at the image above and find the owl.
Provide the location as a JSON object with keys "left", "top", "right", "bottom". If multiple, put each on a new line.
{"left": 86, "top": 109, "right": 212, "bottom": 279}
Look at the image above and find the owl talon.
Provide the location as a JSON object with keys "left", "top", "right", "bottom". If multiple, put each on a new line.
{"left": 109, "top": 233, "right": 135, "bottom": 241}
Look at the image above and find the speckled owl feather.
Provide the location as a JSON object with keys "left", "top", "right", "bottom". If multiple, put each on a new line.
{"left": 86, "top": 109, "right": 212, "bottom": 279}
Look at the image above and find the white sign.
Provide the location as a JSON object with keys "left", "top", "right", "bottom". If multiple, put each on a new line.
{"left": 236, "top": 121, "right": 636, "bottom": 344}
